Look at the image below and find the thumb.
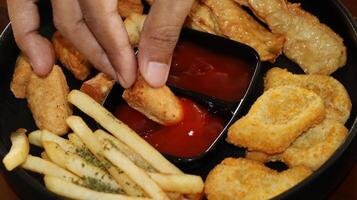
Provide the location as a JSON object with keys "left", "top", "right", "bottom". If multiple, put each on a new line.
{"left": 138, "top": 0, "right": 194, "bottom": 87}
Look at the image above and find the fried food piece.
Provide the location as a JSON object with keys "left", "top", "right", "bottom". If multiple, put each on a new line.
{"left": 118, "top": 0, "right": 144, "bottom": 18}
{"left": 80, "top": 73, "right": 115, "bottom": 104}
{"left": 124, "top": 14, "right": 147, "bottom": 47}
{"left": 239, "top": 0, "right": 347, "bottom": 75}
{"left": 202, "top": 0, "right": 285, "bottom": 62}
{"left": 264, "top": 67, "right": 352, "bottom": 124}
{"left": 123, "top": 75, "right": 184, "bottom": 126}
{"left": 227, "top": 86, "right": 325, "bottom": 154}
{"left": 27, "top": 65, "right": 72, "bottom": 135}
{"left": 10, "top": 55, "right": 33, "bottom": 98}
{"left": 52, "top": 32, "right": 92, "bottom": 80}
{"left": 205, "top": 158, "right": 312, "bottom": 200}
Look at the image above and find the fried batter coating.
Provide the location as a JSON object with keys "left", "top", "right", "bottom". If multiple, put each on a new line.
{"left": 118, "top": 0, "right": 144, "bottom": 18}
{"left": 52, "top": 32, "right": 92, "bottom": 80}
{"left": 227, "top": 86, "right": 325, "bottom": 154}
{"left": 123, "top": 75, "right": 184, "bottom": 126}
{"left": 202, "top": 0, "right": 285, "bottom": 62}
{"left": 27, "top": 66, "right": 72, "bottom": 135}
{"left": 239, "top": 0, "right": 347, "bottom": 75}
{"left": 80, "top": 73, "right": 115, "bottom": 104}
{"left": 265, "top": 67, "right": 352, "bottom": 124}
{"left": 205, "top": 158, "right": 312, "bottom": 200}
{"left": 10, "top": 55, "right": 33, "bottom": 99}
{"left": 124, "top": 13, "right": 147, "bottom": 47}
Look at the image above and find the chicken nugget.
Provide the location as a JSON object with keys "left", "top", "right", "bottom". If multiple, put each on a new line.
{"left": 118, "top": 0, "right": 144, "bottom": 18}
{"left": 27, "top": 65, "right": 72, "bottom": 135}
{"left": 122, "top": 76, "right": 184, "bottom": 126}
{"left": 52, "top": 32, "right": 92, "bottom": 80}
{"left": 80, "top": 73, "right": 115, "bottom": 104}
{"left": 265, "top": 67, "right": 352, "bottom": 124}
{"left": 205, "top": 158, "right": 312, "bottom": 200}
{"left": 10, "top": 54, "right": 33, "bottom": 99}
{"left": 227, "top": 86, "right": 325, "bottom": 154}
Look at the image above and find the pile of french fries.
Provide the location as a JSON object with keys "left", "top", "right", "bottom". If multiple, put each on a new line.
{"left": 2, "top": 90, "right": 204, "bottom": 200}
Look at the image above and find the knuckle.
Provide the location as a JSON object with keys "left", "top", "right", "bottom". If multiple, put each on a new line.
{"left": 147, "top": 25, "right": 181, "bottom": 50}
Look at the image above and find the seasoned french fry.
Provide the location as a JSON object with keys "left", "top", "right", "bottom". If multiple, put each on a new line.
{"left": 102, "top": 141, "right": 169, "bottom": 200}
{"left": 28, "top": 130, "right": 43, "bottom": 147}
{"left": 22, "top": 155, "right": 79, "bottom": 183}
{"left": 40, "top": 151, "right": 50, "bottom": 161}
{"left": 68, "top": 133, "right": 85, "bottom": 148}
{"left": 44, "top": 176, "right": 150, "bottom": 200}
{"left": 41, "top": 130, "right": 76, "bottom": 153}
{"left": 43, "top": 141, "right": 68, "bottom": 168}
{"left": 67, "top": 90, "right": 181, "bottom": 174}
{"left": 2, "top": 129, "right": 29, "bottom": 171}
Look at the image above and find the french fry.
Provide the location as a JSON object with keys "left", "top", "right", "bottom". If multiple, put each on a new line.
{"left": 2, "top": 129, "right": 29, "bottom": 171}
{"left": 28, "top": 130, "right": 43, "bottom": 147}
{"left": 43, "top": 141, "right": 68, "bottom": 168}
{"left": 67, "top": 90, "right": 181, "bottom": 174}
{"left": 22, "top": 155, "right": 79, "bottom": 183}
{"left": 102, "top": 141, "right": 169, "bottom": 200}
{"left": 68, "top": 133, "right": 85, "bottom": 148}
{"left": 40, "top": 151, "right": 50, "bottom": 161}
{"left": 41, "top": 130, "right": 76, "bottom": 153}
{"left": 44, "top": 176, "right": 150, "bottom": 200}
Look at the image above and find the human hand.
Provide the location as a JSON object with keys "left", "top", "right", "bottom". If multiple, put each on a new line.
{"left": 8, "top": 0, "right": 194, "bottom": 88}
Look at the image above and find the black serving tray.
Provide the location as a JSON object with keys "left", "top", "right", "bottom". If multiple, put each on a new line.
{"left": 0, "top": 0, "right": 357, "bottom": 200}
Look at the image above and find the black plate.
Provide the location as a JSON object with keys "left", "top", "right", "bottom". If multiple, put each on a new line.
{"left": 0, "top": 0, "right": 357, "bottom": 200}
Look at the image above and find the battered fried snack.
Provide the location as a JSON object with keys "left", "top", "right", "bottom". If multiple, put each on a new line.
{"left": 10, "top": 55, "right": 33, "bottom": 99}
{"left": 264, "top": 67, "right": 352, "bottom": 124}
{"left": 27, "top": 66, "right": 72, "bottom": 135}
{"left": 227, "top": 85, "right": 325, "bottom": 154}
{"left": 124, "top": 14, "right": 147, "bottom": 47}
{"left": 205, "top": 158, "right": 312, "bottom": 200}
{"left": 237, "top": 0, "right": 347, "bottom": 75}
{"left": 80, "top": 73, "right": 115, "bottom": 104}
{"left": 123, "top": 76, "right": 184, "bottom": 126}
{"left": 118, "top": 0, "right": 144, "bottom": 18}
{"left": 202, "top": 0, "right": 285, "bottom": 62}
{"left": 52, "top": 32, "right": 92, "bottom": 80}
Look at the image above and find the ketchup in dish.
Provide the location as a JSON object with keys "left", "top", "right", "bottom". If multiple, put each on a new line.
{"left": 168, "top": 40, "right": 252, "bottom": 102}
{"left": 115, "top": 99, "right": 224, "bottom": 157}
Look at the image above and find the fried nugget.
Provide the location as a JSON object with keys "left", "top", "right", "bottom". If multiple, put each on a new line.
{"left": 122, "top": 75, "right": 184, "bottom": 126}
{"left": 80, "top": 73, "right": 115, "bottom": 104}
{"left": 202, "top": 0, "right": 285, "bottom": 62}
{"left": 124, "top": 14, "right": 147, "bottom": 47}
{"left": 264, "top": 67, "right": 352, "bottom": 124}
{"left": 52, "top": 32, "right": 92, "bottom": 80}
{"left": 205, "top": 158, "right": 312, "bottom": 200}
{"left": 10, "top": 55, "right": 33, "bottom": 99}
{"left": 118, "top": 0, "right": 144, "bottom": 18}
{"left": 239, "top": 0, "right": 347, "bottom": 75}
{"left": 27, "top": 65, "right": 72, "bottom": 135}
{"left": 227, "top": 86, "right": 325, "bottom": 154}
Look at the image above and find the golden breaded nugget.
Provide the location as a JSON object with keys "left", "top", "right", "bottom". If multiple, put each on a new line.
{"left": 27, "top": 66, "right": 72, "bottom": 135}
{"left": 265, "top": 67, "right": 352, "bottom": 124}
{"left": 124, "top": 14, "right": 147, "bottom": 47}
{"left": 118, "top": 0, "right": 144, "bottom": 18}
{"left": 52, "top": 32, "right": 91, "bottom": 80}
{"left": 205, "top": 158, "right": 312, "bottom": 200}
{"left": 80, "top": 73, "right": 115, "bottom": 104}
{"left": 227, "top": 86, "right": 325, "bottom": 154}
{"left": 123, "top": 76, "right": 184, "bottom": 126}
{"left": 10, "top": 55, "right": 33, "bottom": 98}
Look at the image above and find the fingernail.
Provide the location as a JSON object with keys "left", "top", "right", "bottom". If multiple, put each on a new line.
{"left": 144, "top": 61, "right": 169, "bottom": 87}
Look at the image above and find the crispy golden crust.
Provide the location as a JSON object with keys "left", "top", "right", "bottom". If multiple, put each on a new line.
{"left": 264, "top": 67, "right": 352, "bottom": 124}
{"left": 123, "top": 76, "right": 184, "bottom": 126}
{"left": 205, "top": 158, "right": 312, "bottom": 200}
{"left": 80, "top": 73, "right": 115, "bottom": 104}
{"left": 10, "top": 55, "right": 33, "bottom": 99}
{"left": 118, "top": 0, "right": 144, "bottom": 18}
{"left": 227, "top": 86, "right": 325, "bottom": 154}
{"left": 202, "top": 0, "right": 285, "bottom": 62}
{"left": 52, "top": 32, "right": 91, "bottom": 80}
{"left": 26, "top": 66, "right": 72, "bottom": 135}
{"left": 243, "top": 0, "right": 347, "bottom": 75}
{"left": 124, "top": 14, "right": 147, "bottom": 47}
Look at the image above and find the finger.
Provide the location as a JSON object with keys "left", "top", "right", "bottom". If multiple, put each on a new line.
{"left": 7, "top": 0, "right": 54, "bottom": 76}
{"left": 51, "top": 0, "right": 117, "bottom": 80}
{"left": 138, "top": 0, "right": 194, "bottom": 87}
{"left": 78, "top": 0, "right": 137, "bottom": 88}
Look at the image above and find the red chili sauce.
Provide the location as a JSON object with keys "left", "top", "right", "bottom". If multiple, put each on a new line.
{"left": 114, "top": 98, "right": 224, "bottom": 157}
{"left": 168, "top": 40, "right": 252, "bottom": 102}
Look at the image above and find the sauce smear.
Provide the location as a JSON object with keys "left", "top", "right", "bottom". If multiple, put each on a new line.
{"left": 168, "top": 40, "right": 252, "bottom": 102}
{"left": 115, "top": 98, "right": 224, "bottom": 157}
